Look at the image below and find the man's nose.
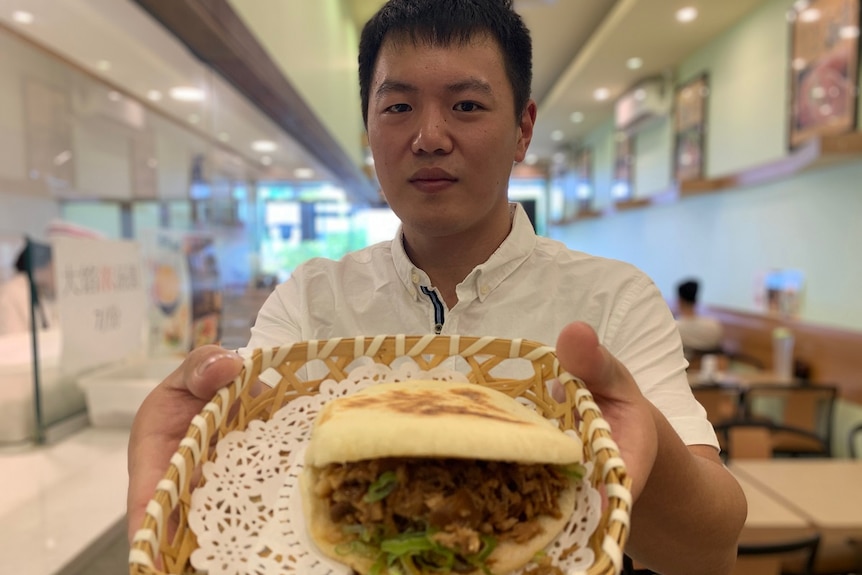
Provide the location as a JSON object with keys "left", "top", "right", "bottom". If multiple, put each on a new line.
{"left": 411, "top": 108, "right": 453, "bottom": 155}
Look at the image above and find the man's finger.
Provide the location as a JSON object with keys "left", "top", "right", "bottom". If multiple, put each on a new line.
{"left": 555, "top": 322, "right": 609, "bottom": 385}
{"left": 176, "top": 345, "right": 244, "bottom": 398}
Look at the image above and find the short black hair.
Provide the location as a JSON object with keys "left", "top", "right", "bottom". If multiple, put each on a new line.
{"left": 677, "top": 279, "right": 700, "bottom": 304}
{"left": 358, "top": 0, "right": 532, "bottom": 126}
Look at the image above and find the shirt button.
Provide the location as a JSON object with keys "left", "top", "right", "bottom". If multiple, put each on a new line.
{"left": 408, "top": 287, "right": 416, "bottom": 297}
{"left": 480, "top": 285, "right": 490, "bottom": 296}
{"left": 411, "top": 272, "right": 420, "bottom": 284}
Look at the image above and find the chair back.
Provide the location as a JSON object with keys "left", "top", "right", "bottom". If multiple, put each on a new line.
{"left": 713, "top": 420, "right": 775, "bottom": 461}
{"left": 849, "top": 423, "right": 862, "bottom": 459}
{"left": 742, "top": 384, "right": 837, "bottom": 457}
{"left": 692, "top": 384, "right": 742, "bottom": 426}
{"left": 734, "top": 533, "right": 820, "bottom": 575}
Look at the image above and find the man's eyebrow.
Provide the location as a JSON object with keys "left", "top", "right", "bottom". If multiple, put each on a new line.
{"left": 374, "top": 78, "right": 494, "bottom": 99}
{"left": 374, "top": 80, "right": 416, "bottom": 100}
{"left": 446, "top": 78, "right": 493, "bottom": 96}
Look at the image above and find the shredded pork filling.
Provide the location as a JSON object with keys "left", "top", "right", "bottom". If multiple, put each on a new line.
{"left": 314, "top": 457, "right": 570, "bottom": 559}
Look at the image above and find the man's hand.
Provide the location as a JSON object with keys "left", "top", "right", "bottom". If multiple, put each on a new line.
{"left": 126, "top": 345, "right": 243, "bottom": 542}
{"left": 554, "top": 321, "right": 658, "bottom": 501}
{"left": 554, "top": 321, "right": 746, "bottom": 574}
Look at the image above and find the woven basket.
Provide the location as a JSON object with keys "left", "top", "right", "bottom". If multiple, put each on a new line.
{"left": 129, "top": 335, "right": 632, "bottom": 575}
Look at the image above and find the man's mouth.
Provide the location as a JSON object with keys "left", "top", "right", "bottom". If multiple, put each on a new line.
{"left": 409, "top": 168, "right": 457, "bottom": 191}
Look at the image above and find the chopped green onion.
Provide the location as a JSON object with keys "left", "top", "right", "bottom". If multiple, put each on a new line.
{"left": 560, "top": 463, "right": 587, "bottom": 480}
{"left": 364, "top": 470, "right": 399, "bottom": 503}
{"left": 380, "top": 532, "right": 435, "bottom": 556}
{"left": 469, "top": 534, "right": 498, "bottom": 564}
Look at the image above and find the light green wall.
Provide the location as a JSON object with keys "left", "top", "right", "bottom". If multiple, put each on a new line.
{"left": 678, "top": 0, "right": 791, "bottom": 176}
{"left": 553, "top": 0, "right": 862, "bottom": 332}
{"left": 228, "top": 0, "right": 363, "bottom": 167}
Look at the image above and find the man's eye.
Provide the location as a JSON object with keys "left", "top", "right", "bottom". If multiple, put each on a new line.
{"left": 454, "top": 102, "right": 482, "bottom": 112}
{"left": 385, "top": 103, "right": 412, "bottom": 113}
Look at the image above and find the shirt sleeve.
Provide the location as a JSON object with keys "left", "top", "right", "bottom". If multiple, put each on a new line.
{"left": 602, "top": 274, "right": 719, "bottom": 449}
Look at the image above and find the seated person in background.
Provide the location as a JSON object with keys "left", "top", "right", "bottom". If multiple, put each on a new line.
{"left": 675, "top": 278, "right": 724, "bottom": 360}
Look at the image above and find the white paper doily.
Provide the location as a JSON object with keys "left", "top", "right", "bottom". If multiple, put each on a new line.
{"left": 189, "top": 361, "right": 602, "bottom": 575}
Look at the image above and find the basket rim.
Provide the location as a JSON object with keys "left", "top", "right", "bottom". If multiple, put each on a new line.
{"left": 129, "top": 334, "right": 632, "bottom": 575}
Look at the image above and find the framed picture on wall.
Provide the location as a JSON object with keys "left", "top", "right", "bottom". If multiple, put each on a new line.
{"left": 673, "top": 74, "right": 708, "bottom": 182}
{"left": 573, "top": 146, "right": 594, "bottom": 213}
{"left": 789, "top": 0, "right": 860, "bottom": 148}
{"left": 612, "top": 132, "right": 634, "bottom": 201}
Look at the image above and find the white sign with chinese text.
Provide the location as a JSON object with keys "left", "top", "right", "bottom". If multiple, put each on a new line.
{"left": 53, "top": 237, "right": 147, "bottom": 374}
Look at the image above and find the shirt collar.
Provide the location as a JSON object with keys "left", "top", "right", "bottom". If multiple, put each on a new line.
{"left": 390, "top": 202, "right": 537, "bottom": 302}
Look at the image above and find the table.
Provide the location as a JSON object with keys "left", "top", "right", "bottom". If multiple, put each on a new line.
{"left": 731, "top": 460, "right": 862, "bottom": 534}
{"left": 729, "top": 467, "right": 813, "bottom": 544}
{"left": 731, "top": 459, "right": 862, "bottom": 573}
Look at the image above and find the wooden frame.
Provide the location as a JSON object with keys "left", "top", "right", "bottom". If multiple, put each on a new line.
{"left": 789, "top": 0, "right": 860, "bottom": 148}
{"left": 673, "top": 74, "right": 708, "bottom": 182}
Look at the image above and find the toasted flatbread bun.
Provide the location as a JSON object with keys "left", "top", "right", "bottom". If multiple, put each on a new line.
{"left": 300, "top": 380, "right": 583, "bottom": 575}
{"left": 305, "top": 380, "right": 582, "bottom": 467}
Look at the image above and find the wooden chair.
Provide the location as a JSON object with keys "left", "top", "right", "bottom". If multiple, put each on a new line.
{"left": 692, "top": 384, "right": 743, "bottom": 426}
{"left": 713, "top": 420, "right": 775, "bottom": 461}
{"left": 742, "top": 384, "right": 837, "bottom": 457}
{"left": 734, "top": 533, "right": 821, "bottom": 575}
{"left": 712, "top": 420, "right": 832, "bottom": 463}
{"left": 849, "top": 422, "right": 862, "bottom": 459}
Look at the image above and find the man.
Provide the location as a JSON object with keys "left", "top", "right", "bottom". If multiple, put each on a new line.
{"left": 127, "top": 1, "right": 746, "bottom": 573}
{"left": 675, "top": 278, "right": 725, "bottom": 358}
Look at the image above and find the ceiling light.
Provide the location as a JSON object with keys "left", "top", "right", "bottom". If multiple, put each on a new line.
{"left": 96, "top": 60, "right": 112, "bottom": 72}
{"left": 294, "top": 168, "right": 315, "bottom": 179}
{"left": 626, "top": 57, "right": 643, "bottom": 70}
{"left": 593, "top": 88, "right": 610, "bottom": 101}
{"left": 799, "top": 8, "right": 821, "bottom": 22}
{"left": 260, "top": 156, "right": 273, "bottom": 166}
{"left": 570, "top": 111, "right": 584, "bottom": 123}
{"left": 169, "top": 86, "right": 206, "bottom": 102}
{"left": 840, "top": 25, "right": 860, "bottom": 39}
{"left": 676, "top": 7, "right": 698, "bottom": 22}
{"left": 251, "top": 140, "right": 277, "bottom": 152}
{"left": 524, "top": 154, "right": 538, "bottom": 165}
{"left": 53, "top": 150, "right": 72, "bottom": 166}
{"left": 146, "top": 90, "right": 163, "bottom": 101}
{"left": 550, "top": 130, "right": 565, "bottom": 141}
{"left": 12, "top": 11, "right": 34, "bottom": 24}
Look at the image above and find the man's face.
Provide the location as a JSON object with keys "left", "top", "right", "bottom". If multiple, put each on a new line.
{"left": 366, "top": 33, "right": 535, "bottom": 241}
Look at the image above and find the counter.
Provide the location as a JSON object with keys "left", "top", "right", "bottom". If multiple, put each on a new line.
{"left": 0, "top": 427, "right": 129, "bottom": 574}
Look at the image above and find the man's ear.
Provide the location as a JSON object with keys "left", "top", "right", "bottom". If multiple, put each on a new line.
{"left": 514, "top": 99, "right": 537, "bottom": 162}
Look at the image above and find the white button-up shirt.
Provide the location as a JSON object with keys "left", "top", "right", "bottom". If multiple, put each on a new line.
{"left": 245, "top": 204, "right": 716, "bottom": 448}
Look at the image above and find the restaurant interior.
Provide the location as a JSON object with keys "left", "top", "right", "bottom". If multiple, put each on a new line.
{"left": 0, "top": 0, "right": 860, "bottom": 574}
